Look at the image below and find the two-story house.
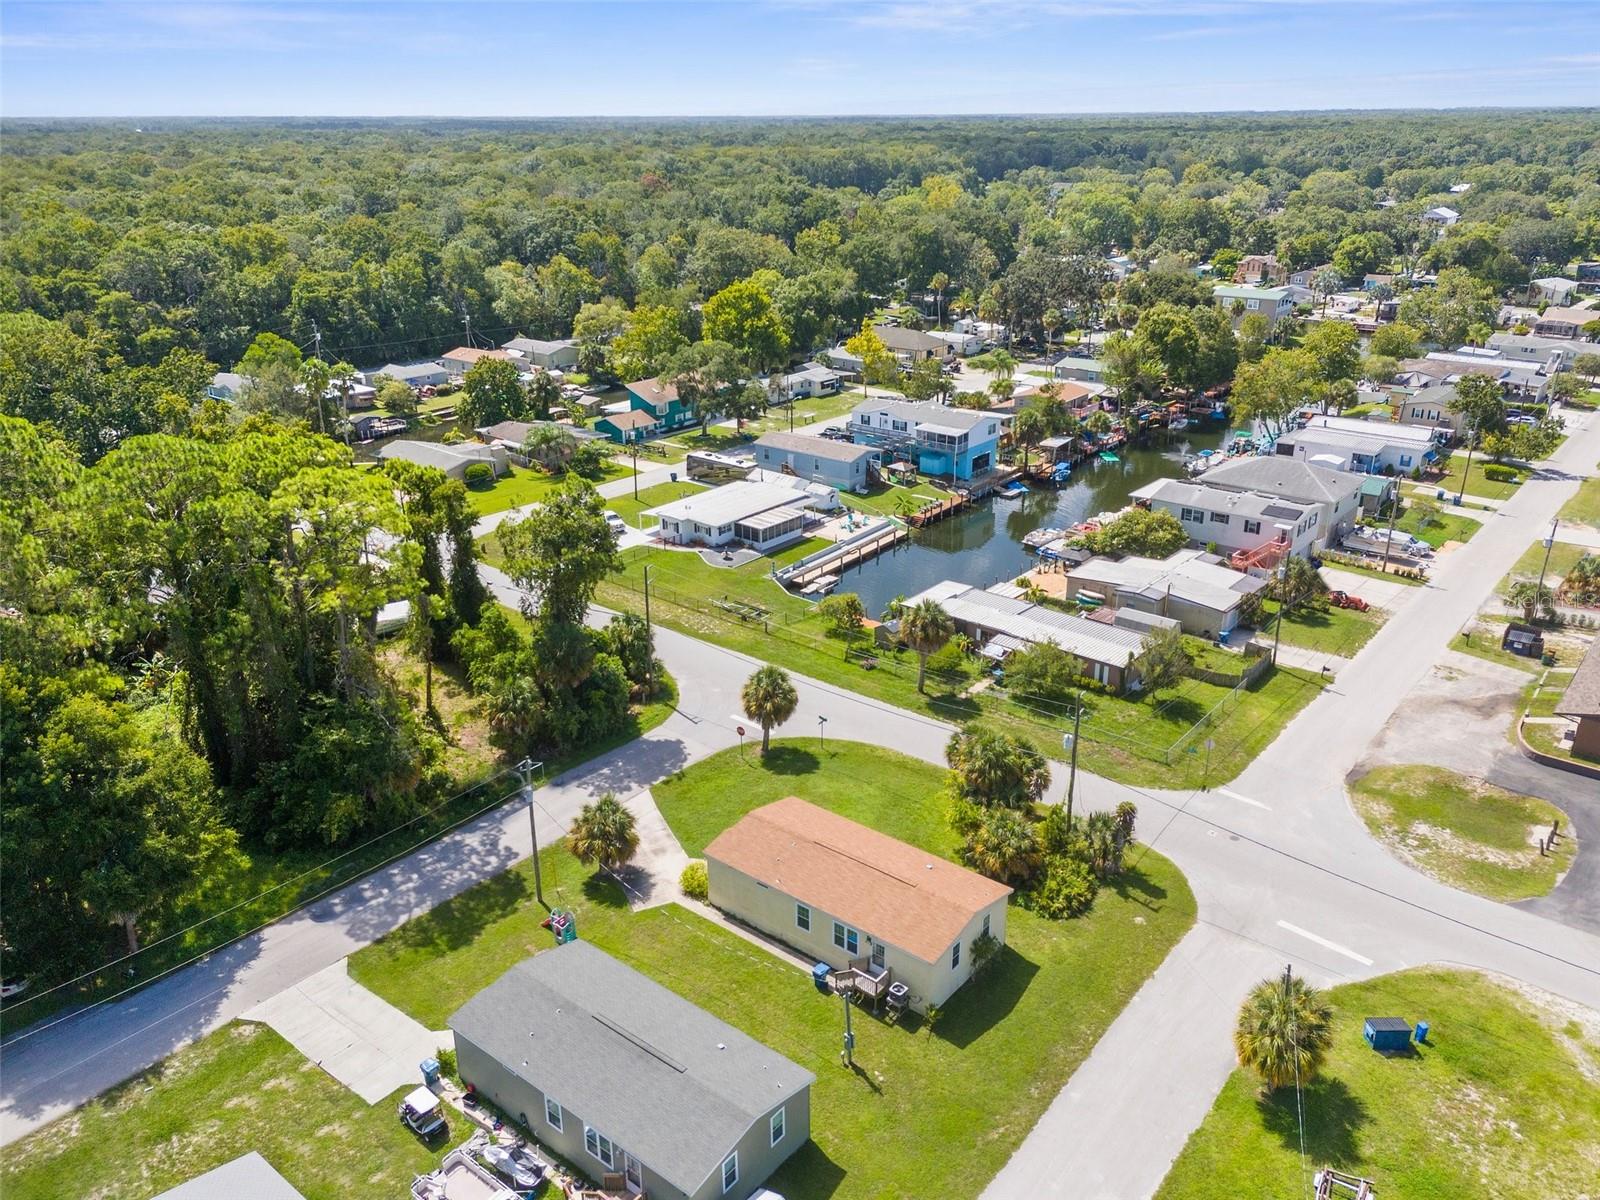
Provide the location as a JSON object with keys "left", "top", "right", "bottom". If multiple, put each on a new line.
{"left": 848, "top": 398, "right": 1002, "bottom": 481}
{"left": 624, "top": 376, "right": 698, "bottom": 432}
{"left": 1212, "top": 284, "right": 1296, "bottom": 329}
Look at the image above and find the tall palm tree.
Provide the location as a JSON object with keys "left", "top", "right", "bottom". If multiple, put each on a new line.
{"left": 1012, "top": 405, "right": 1046, "bottom": 472}
{"left": 568, "top": 792, "right": 640, "bottom": 872}
{"left": 929, "top": 271, "right": 951, "bottom": 328}
{"left": 900, "top": 599, "right": 955, "bottom": 693}
{"left": 946, "top": 727, "right": 1049, "bottom": 809}
{"left": 964, "top": 808, "right": 1043, "bottom": 885}
{"left": 741, "top": 664, "right": 798, "bottom": 753}
{"left": 1234, "top": 974, "right": 1335, "bottom": 1092}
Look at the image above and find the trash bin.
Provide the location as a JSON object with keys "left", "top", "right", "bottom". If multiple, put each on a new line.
{"left": 1436, "top": 489, "right": 1445, "bottom": 500}
{"left": 670, "top": 471, "right": 679, "bottom": 482}
{"left": 1415, "top": 1021, "right": 1429, "bottom": 1044}
{"left": 812, "top": 962, "right": 832, "bottom": 993}
{"left": 420, "top": 1057, "right": 441, "bottom": 1089}
{"left": 1217, "top": 629, "right": 1230, "bottom": 646}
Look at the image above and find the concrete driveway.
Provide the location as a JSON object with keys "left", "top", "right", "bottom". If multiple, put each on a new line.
{"left": 242, "top": 959, "right": 450, "bottom": 1104}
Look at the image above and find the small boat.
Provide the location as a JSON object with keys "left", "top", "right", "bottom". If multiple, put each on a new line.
{"left": 1098, "top": 451, "right": 1120, "bottom": 464}
{"left": 1169, "top": 416, "right": 1189, "bottom": 431}
{"left": 1051, "top": 462, "right": 1072, "bottom": 483}
{"left": 801, "top": 574, "right": 839, "bottom": 596}
{"left": 482, "top": 1144, "right": 546, "bottom": 1191}
{"left": 999, "top": 481, "right": 1029, "bottom": 498}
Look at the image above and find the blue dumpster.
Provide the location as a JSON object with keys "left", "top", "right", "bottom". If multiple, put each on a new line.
{"left": 812, "top": 962, "right": 832, "bottom": 993}
{"left": 1364, "top": 1016, "right": 1412, "bottom": 1052}
{"left": 420, "top": 1057, "right": 441, "bottom": 1089}
{"left": 1414, "top": 1021, "right": 1429, "bottom": 1044}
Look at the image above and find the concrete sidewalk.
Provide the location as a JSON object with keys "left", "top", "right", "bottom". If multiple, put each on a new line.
{"left": 242, "top": 959, "right": 450, "bottom": 1104}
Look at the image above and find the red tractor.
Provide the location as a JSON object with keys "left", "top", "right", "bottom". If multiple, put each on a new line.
{"left": 1327, "top": 590, "right": 1370, "bottom": 612}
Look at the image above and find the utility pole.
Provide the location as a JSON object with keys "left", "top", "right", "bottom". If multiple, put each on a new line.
{"left": 1533, "top": 517, "right": 1558, "bottom": 622}
{"left": 310, "top": 319, "right": 327, "bottom": 435}
{"left": 1455, "top": 424, "right": 1475, "bottom": 507}
{"left": 642, "top": 564, "right": 654, "bottom": 697}
{"left": 1379, "top": 482, "right": 1400, "bottom": 574}
{"left": 818, "top": 715, "right": 828, "bottom": 750}
{"left": 1064, "top": 691, "right": 1082, "bottom": 831}
{"left": 518, "top": 758, "right": 544, "bottom": 907}
{"left": 631, "top": 439, "right": 640, "bottom": 500}
{"left": 1271, "top": 560, "right": 1291, "bottom": 666}
{"left": 462, "top": 303, "right": 473, "bottom": 349}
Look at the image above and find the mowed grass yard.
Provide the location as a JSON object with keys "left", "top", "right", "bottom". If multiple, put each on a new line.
{"left": 464, "top": 457, "right": 632, "bottom": 516}
{"left": 595, "top": 545, "right": 1328, "bottom": 789}
{"left": 1156, "top": 968, "right": 1600, "bottom": 1200}
{"left": 0, "top": 1023, "right": 441, "bottom": 1200}
{"left": 1349, "top": 765, "right": 1574, "bottom": 902}
{"left": 1429, "top": 455, "right": 1527, "bottom": 501}
{"left": 350, "top": 741, "right": 1198, "bottom": 1200}
{"left": 1558, "top": 473, "right": 1600, "bottom": 531}
{"left": 1260, "top": 598, "right": 1385, "bottom": 658}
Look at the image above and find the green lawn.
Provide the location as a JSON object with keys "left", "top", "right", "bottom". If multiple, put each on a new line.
{"left": 1522, "top": 718, "right": 1595, "bottom": 766}
{"left": 1394, "top": 502, "right": 1482, "bottom": 548}
{"left": 1319, "top": 554, "right": 1426, "bottom": 587}
{"left": 351, "top": 740, "right": 1197, "bottom": 1200}
{"left": 1349, "top": 765, "right": 1574, "bottom": 901}
{"left": 1498, "top": 538, "right": 1589, "bottom": 598}
{"left": 603, "top": 479, "right": 706, "bottom": 527}
{"left": 1156, "top": 967, "right": 1600, "bottom": 1200}
{"left": 737, "top": 391, "right": 862, "bottom": 436}
{"left": 844, "top": 482, "right": 939, "bottom": 518}
{"left": 1261, "top": 598, "right": 1385, "bottom": 658}
{"left": 1558, "top": 474, "right": 1600, "bottom": 531}
{"left": 0, "top": 1023, "right": 442, "bottom": 1200}
{"left": 595, "top": 546, "right": 1328, "bottom": 789}
{"left": 1429, "top": 454, "right": 1526, "bottom": 501}
{"left": 464, "top": 459, "right": 632, "bottom": 516}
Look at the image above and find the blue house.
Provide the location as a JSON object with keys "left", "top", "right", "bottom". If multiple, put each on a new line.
{"left": 848, "top": 399, "right": 1003, "bottom": 481}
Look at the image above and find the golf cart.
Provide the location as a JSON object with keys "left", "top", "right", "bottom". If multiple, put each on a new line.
{"left": 398, "top": 1086, "right": 447, "bottom": 1140}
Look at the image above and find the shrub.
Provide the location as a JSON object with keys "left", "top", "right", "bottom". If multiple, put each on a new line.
{"left": 436, "top": 1046, "right": 458, "bottom": 1083}
{"left": 1029, "top": 855, "right": 1098, "bottom": 919}
{"left": 925, "top": 639, "right": 969, "bottom": 676}
{"left": 680, "top": 859, "right": 708, "bottom": 900}
{"left": 1483, "top": 464, "right": 1519, "bottom": 482}
{"left": 462, "top": 462, "right": 494, "bottom": 488}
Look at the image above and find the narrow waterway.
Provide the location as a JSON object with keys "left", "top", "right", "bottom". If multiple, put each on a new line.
{"left": 837, "top": 423, "right": 1228, "bottom": 615}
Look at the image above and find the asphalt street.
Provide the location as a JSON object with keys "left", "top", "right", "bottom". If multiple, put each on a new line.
{"left": 3, "top": 406, "right": 1598, "bottom": 1200}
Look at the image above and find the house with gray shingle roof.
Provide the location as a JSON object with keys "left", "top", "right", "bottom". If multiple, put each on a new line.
{"left": 450, "top": 943, "right": 813, "bottom": 1200}
{"left": 154, "top": 1153, "right": 305, "bottom": 1200}
{"left": 1555, "top": 638, "right": 1600, "bottom": 762}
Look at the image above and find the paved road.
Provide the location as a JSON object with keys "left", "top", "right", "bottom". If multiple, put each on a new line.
{"left": 5, "top": 412, "right": 1599, "bottom": 1200}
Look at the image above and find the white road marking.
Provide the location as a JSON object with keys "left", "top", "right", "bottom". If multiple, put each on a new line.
{"left": 1216, "top": 787, "right": 1271, "bottom": 810}
{"left": 1276, "top": 920, "right": 1374, "bottom": 966}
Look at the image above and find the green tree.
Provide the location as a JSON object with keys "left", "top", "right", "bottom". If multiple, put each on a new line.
{"left": 1233, "top": 973, "right": 1335, "bottom": 1093}
{"left": 1133, "top": 625, "right": 1192, "bottom": 697}
{"left": 818, "top": 592, "right": 866, "bottom": 638}
{"left": 374, "top": 375, "right": 418, "bottom": 417}
{"left": 964, "top": 808, "right": 1043, "bottom": 885}
{"left": 844, "top": 322, "right": 897, "bottom": 392}
{"left": 609, "top": 304, "right": 689, "bottom": 382}
{"left": 702, "top": 277, "right": 790, "bottom": 371}
{"left": 1091, "top": 507, "right": 1188, "bottom": 558}
{"left": 1237, "top": 311, "right": 1272, "bottom": 363}
{"left": 1230, "top": 347, "right": 1318, "bottom": 437}
{"left": 458, "top": 357, "right": 524, "bottom": 429}
{"left": 1011, "top": 404, "right": 1047, "bottom": 470}
{"left": 929, "top": 270, "right": 951, "bottom": 326}
{"left": 1504, "top": 580, "right": 1556, "bottom": 623}
{"left": 1448, "top": 372, "right": 1507, "bottom": 445}
{"left": 900, "top": 598, "right": 955, "bottom": 693}
{"left": 525, "top": 369, "right": 561, "bottom": 420}
{"left": 1300, "top": 321, "right": 1361, "bottom": 411}
{"left": 1398, "top": 267, "right": 1496, "bottom": 348}
{"left": 946, "top": 726, "right": 1050, "bottom": 809}
{"left": 1369, "top": 321, "right": 1422, "bottom": 360}
{"left": 524, "top": 424, "right": 579, "bottom": 472}
{"left": 499, "top": 480, "right": 620, "bottom": 626}
{"left": 740, "top": 664, "right": 799, "bottom": 753}
{"left": 1003, "top": 641, "right": 1084, "bottom": 705}
{"left": 568, "top": 792, "right": 640, "bottom": 872}
{"left": 1573, "top": 353, "right": 1600, "bottom": 384}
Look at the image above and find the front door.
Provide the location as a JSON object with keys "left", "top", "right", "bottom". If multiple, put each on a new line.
{"left": 871, "top": 942, "right": 886, "bottom": 970}
{"left": 624, "top": 1153, "right": 643, "bottom": 1194}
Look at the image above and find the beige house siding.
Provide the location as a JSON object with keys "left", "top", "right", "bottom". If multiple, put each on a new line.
{"left": 455, "top": 1033, "right": 806, "bottom": 1200}
{"left": 705, "top": 858, "right": 1008, "bottom": 1012}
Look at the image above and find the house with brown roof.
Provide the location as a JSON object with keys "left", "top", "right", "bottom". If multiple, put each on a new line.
{"left": 704, "top": 797, "right": 1012, "bottom": 1012}
{"left": 440, "top": 346, "right": 513, "bottom": 376}
{"left": 1554, "top": 638, "right": 1600, "bottom": 761}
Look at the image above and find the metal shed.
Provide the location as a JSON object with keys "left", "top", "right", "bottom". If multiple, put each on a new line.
{"left": 1363, "top": 1016, "right": 1412, "bottom": 1052}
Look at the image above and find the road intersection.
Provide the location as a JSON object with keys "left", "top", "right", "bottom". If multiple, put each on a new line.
{"left": 4, "top": 409, "right": 1597, "bottom": 1200}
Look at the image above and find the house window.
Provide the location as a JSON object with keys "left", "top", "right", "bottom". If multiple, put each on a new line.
{"left": 832, "top": 922, "right": 859, "bottom": 955}
{"left": 1244, "top": 520, "right": 1261, "bottom": 535}
{"left": 1180, "top": 507, "right": 1205, "bottom": 523}
{"left": 1246, "top": 298, "right": 1260, "bottom": 311}
{"left": 1210, "top": 512, "right": 1230, "bottom": 525}
{"left": 796, "top": 903, "right": 811, "bottom": 932}
{"left": 1399, "top": 454, "right": 1413, "bottom": 468}
{"left": 585, "top": 1127, "right": 616, "bottom": 1170}
{"left": 857, "top": 413, "right": 870, "bottom": 425}
{"left": 981, "top": 913, "right": 991, "bottom": 938}
{"left": 951, "top": 941, "right": 961, "bottom": 970}
{"left": 891, "top": 419, "right": 908, "bottom": 432}
{"left": 722, "top": 1152, "right": 739, "bottom": 1193}
{"left": 770, "top": 1107, "right": 786, "bottom": 1147}
{"left": 545, "top": 1096, "right": 563, "bottom": 1131}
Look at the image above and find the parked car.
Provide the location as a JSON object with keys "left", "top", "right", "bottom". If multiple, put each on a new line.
{"left": 398, "top": 1087, "right": 447, "bottom": 1139}
{"left": 603, "top": 510, "right": 627, "bottom": 537}
{"left": 0, "top": 976, "right": 30, "bottom": 1001}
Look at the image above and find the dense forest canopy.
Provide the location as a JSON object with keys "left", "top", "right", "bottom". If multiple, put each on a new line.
{"left": 3, "top": 110, "right": 1598, "bottom": 991}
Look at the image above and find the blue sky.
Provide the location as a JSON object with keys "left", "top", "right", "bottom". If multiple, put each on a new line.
{"left": 2, "top": 1, "right": 1597, "bottom": 117}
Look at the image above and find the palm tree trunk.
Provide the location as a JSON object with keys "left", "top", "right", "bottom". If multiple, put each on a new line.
{"left": 761, "top": 723, "right": 771, "bottom": 754}
{"left": 917, "top": 653, "right": 928, "bottom": 693}
{"left": 119, "top": 913, "right": 140, "bottom": 955}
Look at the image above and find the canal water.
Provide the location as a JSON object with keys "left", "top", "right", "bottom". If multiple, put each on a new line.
{"left": 837, "top": 423, "right": 1229, "bottom": 615}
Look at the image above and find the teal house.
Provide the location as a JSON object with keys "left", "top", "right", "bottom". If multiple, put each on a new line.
{"left": 625, "top": 377, "right": 697, "bottom": 433}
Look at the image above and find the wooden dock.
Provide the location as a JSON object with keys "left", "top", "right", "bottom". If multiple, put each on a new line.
{"left": 906, "top": 493, "right": 968, "bottom": 528}
{"left": 785, "top": 523, "right": 908, "bottom": 590}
